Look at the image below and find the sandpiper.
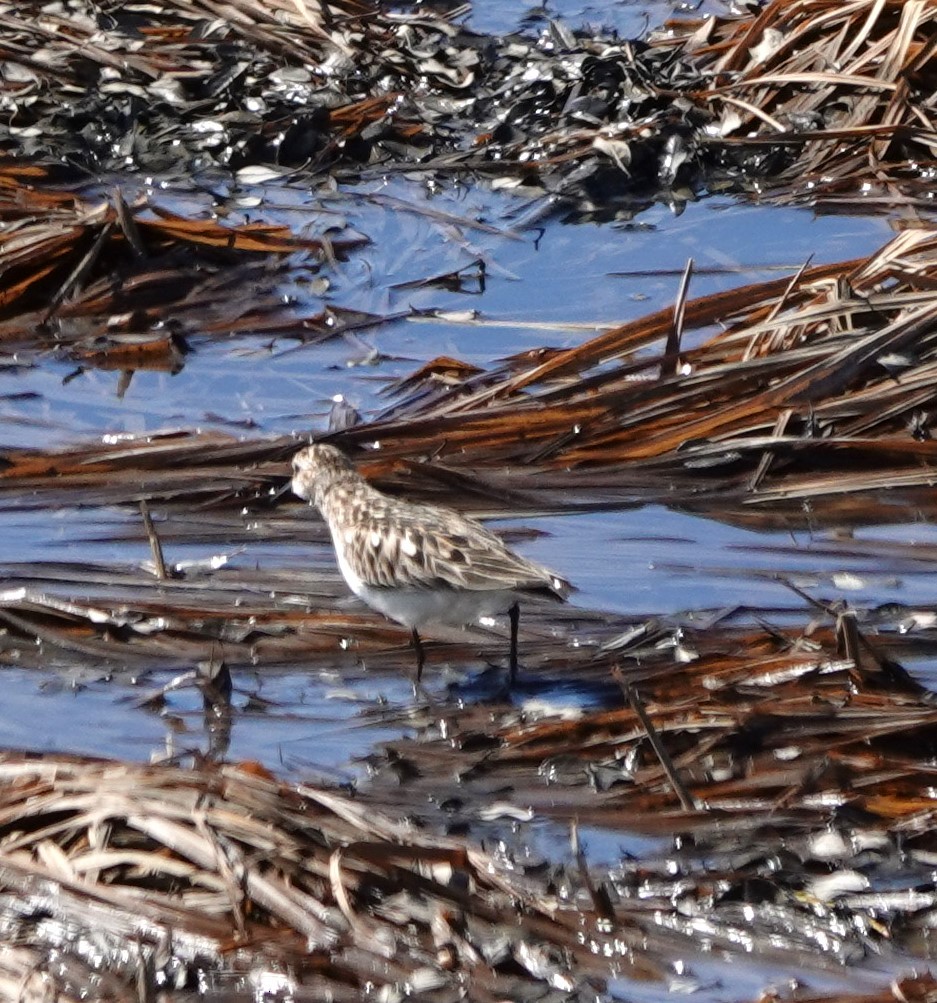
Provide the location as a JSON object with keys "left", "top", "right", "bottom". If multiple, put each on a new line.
{"left": 291, "top": 443, "right": 570, "bottom": 684}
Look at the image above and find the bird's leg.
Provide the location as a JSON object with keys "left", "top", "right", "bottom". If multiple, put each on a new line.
{"left": 508, "top": 602, "right": 519, "bottom": 687}
{"left": 411, "top": 627, "right": 426, "bottom": 684}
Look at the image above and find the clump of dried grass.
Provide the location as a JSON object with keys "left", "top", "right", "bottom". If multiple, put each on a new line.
{"left": 4, "top": 228, "right": 937, "bottom": 531}
{"left": 0, "top": 752, "right": 660, "bottom": 998}
{"left": 657, "top": 0, "right": 937, "bottom": 205}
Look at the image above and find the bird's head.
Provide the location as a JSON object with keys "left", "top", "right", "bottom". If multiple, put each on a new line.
{"left": 291, "top": 443, "right": 357, "bottom": 508}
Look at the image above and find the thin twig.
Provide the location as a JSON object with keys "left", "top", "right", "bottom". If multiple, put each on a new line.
{"left": 748, "top": 407, "right": 793, "bottom": 491}
{"left": 570, "top": 819, "right": 614, "bottom": 920}
{"left": 613, "top": 667, "right": 699, "bottom": 812}
{"left": 140, "top": 500, "right": 169, "bottom": 581}
{"left": 661, "top": 258, "right": 692, "bottom": 379}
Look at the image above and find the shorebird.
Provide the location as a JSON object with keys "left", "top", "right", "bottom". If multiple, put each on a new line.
{"left": 291, "top": 443, "right": 570, "bottom": 684}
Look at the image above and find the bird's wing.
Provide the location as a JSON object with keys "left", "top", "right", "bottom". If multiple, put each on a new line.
{"left": 342, "top": 503, "right": 568, "bottom": 597}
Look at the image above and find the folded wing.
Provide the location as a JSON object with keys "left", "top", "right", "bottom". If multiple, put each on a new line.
{"left": 344, "top": 503, "right": 570, "bottom": 599}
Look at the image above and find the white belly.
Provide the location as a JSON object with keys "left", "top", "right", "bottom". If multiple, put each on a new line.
{"left": 333, "top": 540, "right": 516, "bottom": 628}
{"left": 358, "top": 581, "right": 519, "bottom": 629}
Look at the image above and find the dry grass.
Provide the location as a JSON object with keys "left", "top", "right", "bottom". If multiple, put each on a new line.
{"left": 1, "top": 3, "right": 937, "bottom": 998}
{"left": 0, "top": 751, "right": 664, "bottom": 999}
{"left": 5, "top": 229, "right": 937, "bottom": 531}
{"left": 657, "top": 0, "right": 937, "bottom": 206}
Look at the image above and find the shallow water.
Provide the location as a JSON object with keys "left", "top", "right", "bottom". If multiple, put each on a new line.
{"left": 0, "top": 3, "right": 928, "bottom": 996}
{"left": 1, "top": 181, "right": 893, "bottom": 449}
{"left": 0, "top": 177, "right": 903, "bottom": 768}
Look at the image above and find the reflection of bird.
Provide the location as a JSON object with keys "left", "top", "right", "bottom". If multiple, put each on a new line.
{"left": 291, "top": 444, "right": 570, "bottom": 684}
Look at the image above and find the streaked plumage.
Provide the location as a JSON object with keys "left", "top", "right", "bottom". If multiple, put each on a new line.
{"left": 291, "top": 443, "right": 570, "bottom": 683}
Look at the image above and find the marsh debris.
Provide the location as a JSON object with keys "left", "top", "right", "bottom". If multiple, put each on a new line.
{"left": 0, "top": 0, "right": 931, "bottom": 214}
{"left": 1, "top": 1, "right": 937, "bottom": 999}
{"left": 0, "top": 752, "right": 666, "bottom": 1000}
{"left": 3, "top": 593, "right": 937, "bottom": 992}
{"left": 658, "top": 0, "right": 937, "bottom": 209}
{"left": 7, "top": 228, "right": 937, "bottom": 531}
{"left": 0, "top": 166, "right": 369, "bottom": 367}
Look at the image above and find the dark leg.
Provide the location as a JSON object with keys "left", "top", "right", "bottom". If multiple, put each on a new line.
{"left": 508, "top": 603, "right": 519, "bottom": 687}
{"left": 411, "top": 628, "right": 425, "bottom": 684}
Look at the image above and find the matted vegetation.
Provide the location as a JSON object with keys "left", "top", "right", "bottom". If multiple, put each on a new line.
{"left": 4, "top": 595, "right": 937, "bottom": 989}
{"left": 659, "top": 0, "right": 937, "bottom": 208}
{"left": 0, "top": 163, "right": 369, "bottom": 369}
{"left": 4, "top": 228, "right": 937, "bottom": 529}
{"left": 1, "top": 0, "right": 937, "bottom": 998}
{"left": 0, "top": 753, "right": 668, "bottom": 1000}
{"left": 0, "top": 0, "right": 932, "bottom": 208}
